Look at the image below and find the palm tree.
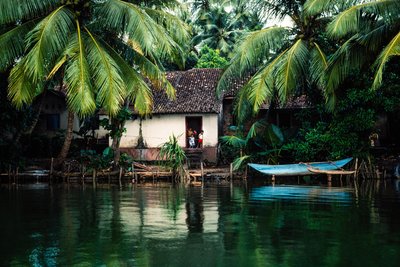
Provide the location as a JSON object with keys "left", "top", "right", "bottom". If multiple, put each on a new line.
{"left": 190, "top": 0, "right": 262, "bottom": 58}
{"left": 0, "top": 0, "right": 188, "bottom": 163}
{"left": 217, "top": 0, "right": 354, "bottom": 119}
{"left": 304, "top": 0, "right": 400, "bottom": 100}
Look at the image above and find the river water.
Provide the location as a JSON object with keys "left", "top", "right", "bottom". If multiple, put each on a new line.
{"left": 1, "top": 180, "right": 400, "bottom": 266}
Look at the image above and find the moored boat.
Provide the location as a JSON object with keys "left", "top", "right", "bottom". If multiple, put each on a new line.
{"left": 248, "top": 158, "right": 353, "bottom": 176}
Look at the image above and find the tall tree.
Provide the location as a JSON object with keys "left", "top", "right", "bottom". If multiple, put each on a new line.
{"left": 190, "top": 0, "right": 262, "bottom": 58}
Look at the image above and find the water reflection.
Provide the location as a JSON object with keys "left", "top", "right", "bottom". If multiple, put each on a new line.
{"left": 0, "top": 181, "right": 400, "bottom": 266}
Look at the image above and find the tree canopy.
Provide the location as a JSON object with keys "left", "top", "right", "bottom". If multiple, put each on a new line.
{"left": 0, "top": 0, "right": 189, "bottom": 117}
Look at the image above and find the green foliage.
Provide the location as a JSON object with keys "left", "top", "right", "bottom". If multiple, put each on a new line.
{"left": 159, "top": 135, "right": 186, "bottom": 180}
{"left": 283, "top": 85, "right": 386, "bottom": 161}
{"left": 100, "top": 108, "right": 132, "bottom": 139}
{"left": 80, "top": 147, "right": 114, "bottom": 170}
{"left": 195, "top": 46, "right": 228, "bottom": 68}
{"left": 220, "top": 120, "right": 284, "bottom": 170}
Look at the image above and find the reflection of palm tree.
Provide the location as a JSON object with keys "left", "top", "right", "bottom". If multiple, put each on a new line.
{"left": 185, "top": 189, "right": 204, "bottom": 233}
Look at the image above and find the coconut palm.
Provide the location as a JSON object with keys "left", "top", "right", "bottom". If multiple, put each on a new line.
{"left": 190, "top": 0, "right": 262, "bottom": 58}
{"left": 217, "top": 0, "right": 354, "bottom": 119}
{"left": 305, "top": 0, "right": 400, "bottom": 101}
{"left": 0, "top": 0, "right": 188, "bottom": 165}
{"left": 0, "top": 0, "right": 189, "bottom": 118}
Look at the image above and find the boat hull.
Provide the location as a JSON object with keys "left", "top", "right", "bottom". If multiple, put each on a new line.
{"left": 248, "top": 158, "right": 353, "bottom": 176}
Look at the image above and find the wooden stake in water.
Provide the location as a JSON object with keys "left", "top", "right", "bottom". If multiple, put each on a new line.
{"left": 50, "top": 157, "right": 54, "bottom": 184}
{"left": 201, "top": 161, "right": 204, "bottom": 188}
{"left": 119, "top": 167, "right": 123, "bottom": 188}
{"left": 92, "top": 169, "right": 96, "bottom": 188}
{"left": 230, "top": 163, "right": 233, "bottom": 181}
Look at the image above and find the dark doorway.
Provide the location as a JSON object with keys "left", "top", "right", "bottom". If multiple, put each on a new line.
{"left": 186, "top": 116, "right": 202, "bottom": 148}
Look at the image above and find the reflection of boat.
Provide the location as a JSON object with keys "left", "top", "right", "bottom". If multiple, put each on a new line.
{"left": 250, "top": 186, "right": 352, "bottom": 203}
{"left": 248, "top": 158, "right": 353, "bottom": 176}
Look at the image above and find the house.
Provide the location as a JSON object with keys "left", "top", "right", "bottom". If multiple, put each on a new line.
{"left": 119, "top": 69, "right": 235, "bottom": 163}
{"left": 119, "top": 68, "right": 312, "bottom": 163}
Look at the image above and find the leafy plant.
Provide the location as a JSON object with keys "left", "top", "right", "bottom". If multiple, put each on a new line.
{"left": 159, "top": 135, "right": 186, "bottom": 182}
{"left": 220, "top": 120, "right": 284, "bottom": 170}
{"left": 195, "top": 45, "right": 228, "bottom": 68}
{"left": 80, "top": 147, "right": 114, "bottom": 170}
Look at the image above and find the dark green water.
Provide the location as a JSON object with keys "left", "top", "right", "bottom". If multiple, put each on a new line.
{"left": 1, "top": 181, "right": 400, "bottom": 267}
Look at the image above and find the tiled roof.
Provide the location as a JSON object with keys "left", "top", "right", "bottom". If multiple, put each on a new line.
{"left": 152, "top": 68, "right": 224, "bottom": 114}
{"left": 53, "top": 68, "right": 310, "bottom": 114}
{"left": 151, "top": 68, "right": 311, "bottom": 114}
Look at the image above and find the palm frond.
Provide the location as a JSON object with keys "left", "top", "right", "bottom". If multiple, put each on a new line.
{"left": 310, "top": 42, "right": 328, "bottom": 88}
{"left": 304, "top": 0, "right": 351, "bottom": 16}
{"left": 7, "top": 60, "right": 38, "bottom": 108}
{"left": 233, "top": 85, "right": 254, "bottom": 123}
{"left": 64, "top": 22, "right": 95, "bottom": 117}
{"left": 245, "top": 49, "right": 287, "bottom": 113}
{"left": 99, "top": 0, "right": 185, "bottom": 62}
{"left": 327, "top": 0, "right": 400, "bottom": 38}
{"left": 104, "top": 42, "right": 154, "bottom": 115}
{"left": 220, "top": 135, "right": 247, "bottom": 148}
{"left": 85, "top": 28, "right": 126, "bottom": 116}
{"left": 0, "top": 0, "right": 59, "bottom": 24}
{"left": 324, "top": 35, "right": 369, "bottom": 110}
{"left": 274, "top": 39, "right": 309, "bottom": 103}
{"left": 47, "top": 54, "right": 67, "bottom": 79}
{"left": 130, "top": 52, "right": 175, "bottom": 99}
{"left": 372, "top": 31, "right": 400, "bottom": 90}
{"left": 236, "top": 26, "right": 287, "bottom": 74}
{"left": 143, "top": 8, "right": 190, "bottom": 46}
{"left": 0, "top": 20, "right": 36, "bottom": 71}
{"left": 232, "top": 155, "right": 251, "bottom": 171}
{"left": 23, "top": 6, "right": 74, "bottom": 83}
{"left": 216, "top": 26, "right": 288, "bottom": 96}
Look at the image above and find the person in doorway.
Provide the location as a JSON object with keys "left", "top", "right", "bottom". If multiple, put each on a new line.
{"left": 188, "top": 128, "right": 195, "bottom": 148}
{"left": 197, "top": 130, "right": 204, "bottom": 148}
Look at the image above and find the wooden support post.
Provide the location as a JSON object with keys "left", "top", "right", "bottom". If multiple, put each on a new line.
{"left": 230, "top": 163, "right": 233, "bottom": 181}
{"left": 119, "top": 167, "right": 123, "bottom": 188}
{"left": 92, "top": 169, "right": 96, "bottom": 188}
{"left": 327, "top": 174, "right": 332, "bottom": 183}
{"left": 49, "top": 157, "right": 54, "bottom": 184}
{"left": 8, "top": 165, "right": 11, "bottom": 184}
{"left": 131, "top": 163, "right": 135, "bottom": 183}
{"left": 82, "top": 164, "right": 85, "bottom": 186}
{"left": 66, "top": 165, "right": 70, "bottom": 185}
{"left": 354, "top": 158, "right": 358, "bottom": 180}
{"left": 201, "top": 161, "right": 204, "bottom": 187}
{"left": 16, "top": 167, "right": 19, "bottom": 185}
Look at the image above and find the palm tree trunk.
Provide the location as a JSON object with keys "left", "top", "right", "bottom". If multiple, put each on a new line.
{"left": 57, "top": 110, "right": 74, "bottom": 166}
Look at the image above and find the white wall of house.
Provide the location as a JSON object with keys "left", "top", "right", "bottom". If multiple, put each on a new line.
{"left": 120, "top": 113, "right": 219, "bottom": 148}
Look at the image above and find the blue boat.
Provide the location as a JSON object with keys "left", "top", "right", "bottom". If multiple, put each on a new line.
{"left": 248, "top": 157, "right": 353, "bottom": 176}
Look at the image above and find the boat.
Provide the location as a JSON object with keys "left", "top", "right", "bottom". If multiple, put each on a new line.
{"left": 248, "top": 157, "right": 353, "bottom": 176}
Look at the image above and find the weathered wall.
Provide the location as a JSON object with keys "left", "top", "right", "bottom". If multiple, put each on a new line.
{"left": 121, "top": 113, "right": 219, "bottom": 148}
{"left": 120, "top": 113, "right": 219, "bottom": 162}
